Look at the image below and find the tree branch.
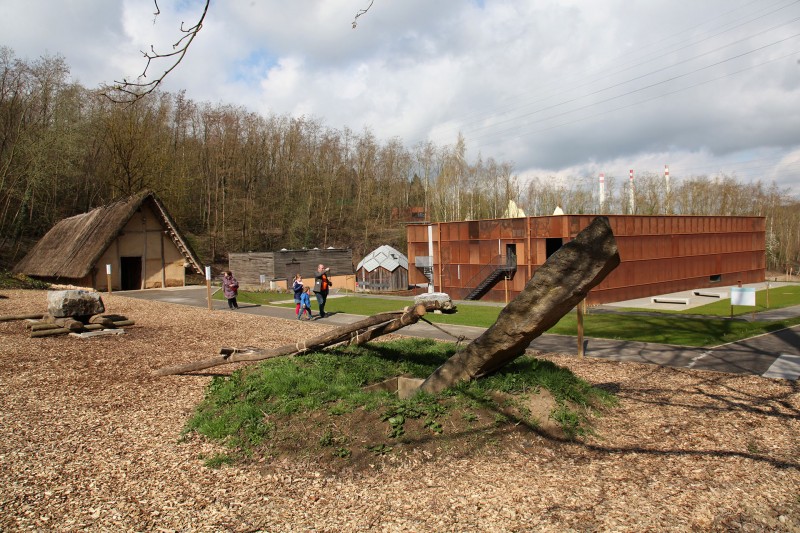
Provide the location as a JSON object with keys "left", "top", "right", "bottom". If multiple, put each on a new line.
{"left": 103, "top": 0, "right": 210, "bottom": 104}
{"left": 352, "top": 0, "right": 375, "bottom": 29}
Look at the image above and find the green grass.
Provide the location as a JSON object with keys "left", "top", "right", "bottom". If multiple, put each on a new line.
{"left": 212, "top": 288, "right": 294, "bottom": 305}
{"left": 0, "top": 270, "right": 51, "bottom": 290}
{"left": 549, "top": 312, "right": 800, "bottom": 346}
{"left": 185, "top": 338, "right": 615, "bottom": 459}
{"left": 618, "top": 284, "right": 800, "bottom": 317}
{"left": 231, "top": 284, "right": 800, "bottom": 347}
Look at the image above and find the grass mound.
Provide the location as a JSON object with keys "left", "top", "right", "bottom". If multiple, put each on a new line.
{"left": 0, "top": 270, "right": 51, "bottom": 290}
{"left": 184, "top": 338, "right": 616, "bottom": 471}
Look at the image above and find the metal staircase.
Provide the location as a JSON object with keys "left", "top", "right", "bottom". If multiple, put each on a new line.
{"left": 463, "top": 254, "right": 517, "bottom": 301}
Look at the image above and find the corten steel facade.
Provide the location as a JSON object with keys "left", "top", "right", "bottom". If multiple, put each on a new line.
{"left": 406, "top": 215, "right": 766, "bottom": 305}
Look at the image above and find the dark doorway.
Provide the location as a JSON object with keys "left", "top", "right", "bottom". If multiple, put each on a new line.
{"left": 120, "top": 256, "right": 142, "bottom": 290}
{"left": 545, "top": 238, "right": 563, "bottom": 259}
{"left": 505, "top": 244, "right": 517, "bottom": 267}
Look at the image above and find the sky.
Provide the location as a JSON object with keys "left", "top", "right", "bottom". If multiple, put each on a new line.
{"left": 2, "top": 0, "right": 800, "bottom": 195}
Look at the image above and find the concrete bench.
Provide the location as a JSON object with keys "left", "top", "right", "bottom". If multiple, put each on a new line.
{"left": 650, "top": 297, "right": 690, "bottom": 305}
{"left": 693, "top": 290, "right": 725, "bottom": 298}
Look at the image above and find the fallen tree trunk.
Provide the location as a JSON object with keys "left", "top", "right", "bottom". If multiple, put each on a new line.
{"left": 0, "top": 313, "right": 45, "bottom": 322}
{"left": 154, "top": 306, "right": 427, "bottom": 376}
{"left": 420, "top": 216, "right": 621, "bottom": 394}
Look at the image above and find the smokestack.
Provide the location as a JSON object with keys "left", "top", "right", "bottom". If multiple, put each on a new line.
{"left": 599, "top": 172, "right": 606, "bottom": 212}
{"left": 629, "top": 169, "right": 635, "bottom": 214}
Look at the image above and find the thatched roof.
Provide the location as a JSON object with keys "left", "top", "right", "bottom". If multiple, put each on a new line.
{"left": 13, "top": 190, "right": 203, "bottom": 280}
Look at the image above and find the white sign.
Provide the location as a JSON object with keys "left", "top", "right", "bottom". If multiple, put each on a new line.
{"left": 259, "top": 274, "right": 266, "bottom": 284}
{"left": 205, "top": 266, "right": 211, "bottom": 281}
{"left": 106, "top": 264, "right": 111, "bottom": 275}
{"left": 731, "top": 287, "right": 756, "bottom": 306}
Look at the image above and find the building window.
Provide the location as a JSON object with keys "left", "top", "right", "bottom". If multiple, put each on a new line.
{"left": 709, "top": 274, "right": 722, "bottom": 283}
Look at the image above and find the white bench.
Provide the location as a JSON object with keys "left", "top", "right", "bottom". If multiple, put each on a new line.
{"left": 650, "top": 297, "right": 690, "bottom": 305}
{"left": 693, "top": 290, "right": 725, "bottom": 298}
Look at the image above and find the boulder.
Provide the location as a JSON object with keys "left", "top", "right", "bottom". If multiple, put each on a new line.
{"left": 47, "top": 290, "right": 105, "bottom": 318}
{"left": 414, "top": 292, "right": 456, "bottom": 313}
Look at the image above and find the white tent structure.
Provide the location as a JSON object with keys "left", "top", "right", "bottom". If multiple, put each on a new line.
{"left": 356, "top": 245, "right": 409, "bottom": 292}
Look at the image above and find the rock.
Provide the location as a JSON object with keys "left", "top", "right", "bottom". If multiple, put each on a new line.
{"left": 47, "top": 290, "right": 105, "bottom": 318}
{"left": 414, "top": 292, "right": 457, "bottom": 313}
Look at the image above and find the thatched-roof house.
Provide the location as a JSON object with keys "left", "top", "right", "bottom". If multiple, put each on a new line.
{"left": 13, "top": 190, "right": 203, "bottom": 290}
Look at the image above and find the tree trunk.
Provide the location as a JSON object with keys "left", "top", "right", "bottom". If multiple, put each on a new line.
{"left": 420, "top": 216, "right": 620, "bottom": 394}
{"left": 154, "top": 306, "right": 428, "bottom": 376}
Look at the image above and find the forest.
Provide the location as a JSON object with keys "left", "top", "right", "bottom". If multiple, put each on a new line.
{"left": 1, "top": 48, "right": 798, "bottom": 272}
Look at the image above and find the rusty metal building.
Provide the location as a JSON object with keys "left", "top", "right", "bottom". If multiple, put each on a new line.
{"left": 406, "top": 215, "right": 766, "bottom": 305}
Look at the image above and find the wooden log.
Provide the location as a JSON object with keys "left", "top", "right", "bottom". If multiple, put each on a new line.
{"left": 154, "top": 308, "right": 424, "bottom": 376}
{"left": 29, "top": 322, "right": 126, "bottom": 338}
{"left": 31, "top": 323, "right": 63, "bottom": 332}
{"left": 0, "top": 313, "right": 45, "bottom": 322}
{"left": 53, "top": 317, "right": 84, "bottom": 331}
{"left": 30, "top": 327, "right": 70, "bottom": 338}
{"left": 420, "top": 216, "right": 621, "bottom": 394}
{"left": 89, "top": 315, "right": 116, "bottom": 327}
{"left": 348, "top": 304, "right": 427, "bottom": 346}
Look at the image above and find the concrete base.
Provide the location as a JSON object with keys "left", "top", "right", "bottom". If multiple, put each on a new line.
{"left": 69, "top": 329, "right": 126, "bottom": 339}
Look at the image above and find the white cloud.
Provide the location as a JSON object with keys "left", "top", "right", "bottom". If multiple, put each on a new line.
{"left": 1, "top": 0, "right": 799, "bottom": 195}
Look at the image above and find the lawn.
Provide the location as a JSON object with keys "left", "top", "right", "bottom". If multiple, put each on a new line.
{"left": 222, "top": 284, "right": 800, "bottom": 347}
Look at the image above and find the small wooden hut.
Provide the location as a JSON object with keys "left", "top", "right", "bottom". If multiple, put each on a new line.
{"left": 229, "top": 248, "right": 354, "bottom": 287}
{"left": 356, "top": 245, "right": 409, "bottom": 292}
{"left": 13, "top": 190, "right": 203, "bottom": 290}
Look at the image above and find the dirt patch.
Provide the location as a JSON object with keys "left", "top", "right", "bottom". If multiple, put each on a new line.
{"left": 1, "top": 289, "right": 798, "bottom": 531}
{"left": 250, "top": 386, "right": 570, "bottom": 477}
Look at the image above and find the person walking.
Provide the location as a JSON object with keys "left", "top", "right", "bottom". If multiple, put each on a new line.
{"left": 298, "top": 285, "right": 313, "bottom": 320}
{"left": 222, "top": 271, "right": 239, "bottom": 310}
{"left": 313, "top": 263, "right": 332, "bottom": 318}
{"left": 292, "top": 273, "right": 304, "bottom": 316}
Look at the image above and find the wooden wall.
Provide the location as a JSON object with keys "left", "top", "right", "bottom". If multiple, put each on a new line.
{"left": 230, "top": 249, "right": 354, "bottom": 285}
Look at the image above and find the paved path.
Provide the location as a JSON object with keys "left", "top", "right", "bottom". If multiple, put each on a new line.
{"left": 119, "top": 286, "right": 800, "bottom": 380}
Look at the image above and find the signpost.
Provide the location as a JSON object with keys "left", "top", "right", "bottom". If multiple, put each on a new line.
{"left": 106, "top": 264, "right": 112, "bottom": 295}
{"left": 730, "top": 285, "right": 756, "bottom": 319}
{"left": 205, "top": 266, "right": 212, "bottom": 311}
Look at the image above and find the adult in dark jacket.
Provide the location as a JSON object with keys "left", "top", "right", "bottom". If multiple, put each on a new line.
{"left": 313, "top": 264, "right": 332, "bottom": 318}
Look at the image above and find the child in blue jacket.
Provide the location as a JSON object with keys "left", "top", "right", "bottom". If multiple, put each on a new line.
{"left": 298, "top": 286, "right": 313, "bottom": 320}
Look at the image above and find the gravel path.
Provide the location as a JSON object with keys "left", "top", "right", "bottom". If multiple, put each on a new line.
{"left": 1, "top": 290, "right": 798, "bottom": 531}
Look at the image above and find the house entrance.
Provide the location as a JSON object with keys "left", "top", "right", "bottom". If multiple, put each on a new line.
{"left": 120, "top": 256, "right": 142, "bottom": 290}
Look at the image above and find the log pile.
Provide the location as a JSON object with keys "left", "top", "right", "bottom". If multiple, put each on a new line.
{"left": 24, "top": 314, "right": 135, "bottom": 338}
{"left": 0, "top": 289, "right": 135, "bottom": 338}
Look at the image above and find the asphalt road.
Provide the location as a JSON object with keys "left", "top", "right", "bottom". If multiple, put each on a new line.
{"left": 119, "top": 286, "right": 800, "bottom": 381}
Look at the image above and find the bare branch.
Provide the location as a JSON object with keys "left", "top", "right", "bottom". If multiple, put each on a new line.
{"left": 352, "top": 0, "right": 375, "bottom": 29}
{"left": 103, "top": 0, "right": 210, "bottom": 104}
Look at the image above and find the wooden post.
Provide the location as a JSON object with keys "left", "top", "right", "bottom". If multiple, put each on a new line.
{"left": 106, "top": 264, "right": 112, "bottom": 295}
{"left": 766, "top": 281, "right": 770, "bottom": 308}
{"left": 206, "top": 267, "right": 213, "bottom": 310}
{"left": 577, "top": 299, "right": 585, "bottom": 358}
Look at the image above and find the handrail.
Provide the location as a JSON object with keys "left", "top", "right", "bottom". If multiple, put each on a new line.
{"left": 463, "top": 254, "right": 507, "bottom": 289}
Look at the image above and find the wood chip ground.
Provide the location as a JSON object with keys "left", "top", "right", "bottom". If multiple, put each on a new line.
{"left": 1, "top": 290, "right": 798, "bottom": 531}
